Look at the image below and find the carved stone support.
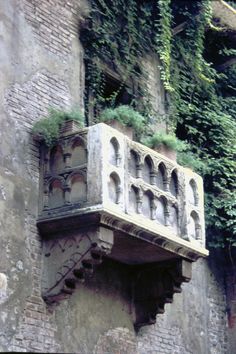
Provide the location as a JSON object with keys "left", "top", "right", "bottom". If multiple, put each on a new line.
{"left": 132, "top": 259, "right": 192, "bottom": 329}
{"left": 42, "top": 227, "right": 114, "bottom": 304}
{"left": 37, "top": 123, "right": 207, "bottom": 327}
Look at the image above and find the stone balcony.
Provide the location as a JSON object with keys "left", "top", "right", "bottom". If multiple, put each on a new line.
{"left": 37, "top": 122, "right": 208, "bottom": 327}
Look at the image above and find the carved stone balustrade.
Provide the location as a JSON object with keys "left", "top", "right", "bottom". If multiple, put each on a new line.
{"left": 37, "top": 122, "right": 208, "bottom": 328}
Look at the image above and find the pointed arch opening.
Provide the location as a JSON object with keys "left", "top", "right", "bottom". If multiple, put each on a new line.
{"left": 170, "top": 169, "right": 178, "bottom": 197}
{"left": 70, "top": 173, "right": 87, "bottom": 204}
{"left": 108, "top": 172, "right": 121, "bottom": 204}
{"left": 143, "top": 155, "right": 154, "bottom": 184}
{"left": 156, "top": 196, "right": 167, "bottom": 225}
{"left": 48, "top": 179, "right": 64, "bottom": 208}
{"left": 129, "top": 185, "right": 139, "bottom": 213}
{"left": 109, "top": 137, "right": 121, "bottom": 166}
{"left": 156, "top": 162, "right": 167, "bottom": 191}
{"left": 142, "top": 191, "right": 154, "bottom": 219}
{"left": 188, "top": 179, "right": 198, "bottom": 206}
{"left": 50, "top": 145, "right": 64, "bottom": 174}
{"left": 189, "top": 211, "right": 201, "bottom": 239}
{"left": 129, "top": 149, "right": 140, "bottom": 178}
{"left": 71, "top": 137, "right": 87, "bottom": 167}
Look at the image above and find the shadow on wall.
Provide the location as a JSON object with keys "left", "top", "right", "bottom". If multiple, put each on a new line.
{"left": 53, "top": 258, "right": 137, "bottom": 354}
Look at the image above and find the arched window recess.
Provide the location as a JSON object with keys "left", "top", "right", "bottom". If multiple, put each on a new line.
{"left": 129, "top": 149, "right": 141, "bottom": 178}
{"left": 189, "top": 211, "right": 201, "bottom": 240}
{"left": 169, "top": 169, "right": 178, "bottom": 197}
{"left": 156, "top": 162, "right": 168, "bottom": 191}
{"left": 65, "top": 171, "right": 87, "bottom": 205}
{"left": 188, "top": 179, "right": 199, "bottom": 206}
{"left": 129, "top": 185, "right": 142, "bottom": 214}
{"left": 70, "top": 136, "right": 87, "bottom": 167}
{"left": 109, "top": 137, "right": 121, "bottom": 166}
{"left": 143, "top": 155, "right": 155, "bottom": 185}
{"left": 155, "top": 196, "right": 169, "bottom": 226}
{"left": 142, "top": 190, "right": 155, "bottom": 220}
{"left": 49, "top": 145, "right": 64, "bottom": 174}
{"left": 48, "top": 177, "right": 65, "bottom": 209}
{"left": 108, "top": 172, "right": 121, "bottom": 204}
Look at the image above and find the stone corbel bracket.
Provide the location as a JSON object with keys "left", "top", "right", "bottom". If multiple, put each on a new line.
{"left": 42, "top": 227, "right": 114, "bottom": 304}
{"left": 132, "top": 259, "right": 192, "bottom": 329}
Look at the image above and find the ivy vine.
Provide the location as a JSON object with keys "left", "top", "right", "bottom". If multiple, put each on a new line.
{"left": 82, "top": 0, "right": 236, "bottom": 249}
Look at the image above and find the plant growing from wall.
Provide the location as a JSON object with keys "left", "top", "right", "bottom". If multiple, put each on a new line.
{"left": 83, "top": 0, "right": 236, "bottom": 249}
{"left": 81, "top": 0, "right": 175, "bottom": 120}
{"left": 33, "top": 108, "right": 85, "bottom": 146}
{"left": 155, "top": 0, "right": 173, "bottom": 91}
{"left": 168, "top": 2, "right": 236, "bottom": 248}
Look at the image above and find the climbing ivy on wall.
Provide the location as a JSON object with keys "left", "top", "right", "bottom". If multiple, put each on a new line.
{"left": 168, "top": 1, "right": 236, "bottom": 248}
{"left": 171, "top": 49, "right": 236, "bottom": 248}
{"left": 81, "top": 0, "right": 170, "bottom": 119}
{"left": 83, "top": 0, "right": 236, "bottom": 248}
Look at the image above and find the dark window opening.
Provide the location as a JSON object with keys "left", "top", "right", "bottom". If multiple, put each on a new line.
{"left": 103, "top": 73, "right": 132, "bottom": 107}
{"left": 86, "top": 69, "right": 135, "bottom": 124}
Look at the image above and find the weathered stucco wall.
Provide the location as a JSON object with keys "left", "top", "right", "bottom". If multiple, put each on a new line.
{"left": 0, "top": 0, "right": 86, "bottom": 351}
{"left": 0, "top": 1, "right": 231, "bottom": 353}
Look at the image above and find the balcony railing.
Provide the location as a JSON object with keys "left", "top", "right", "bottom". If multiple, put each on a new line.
{"left": 37, "top": 122, "right": 208, "bottom": 327}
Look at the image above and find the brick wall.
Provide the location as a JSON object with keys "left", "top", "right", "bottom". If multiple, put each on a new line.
{"left": 1, "top": 0, "right": 81, "bottom": 351}
{"left": 4, "top": 69, "right": 72, "bottom": 352}
{"left": 0, "top": 1, "right": 231, "bottom": 353}
{"left": 22, "top": 0, "right": 82, "bottom": 60}
{"left": 225, "top": 265, "right": 236, "bottom": 354}
{"left": 137, "top": 259, "right": 227, "bottom": 354}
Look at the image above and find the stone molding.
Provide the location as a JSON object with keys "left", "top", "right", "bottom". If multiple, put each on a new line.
{"left": 37, "top": 122, "right": 208, "bottom": 327}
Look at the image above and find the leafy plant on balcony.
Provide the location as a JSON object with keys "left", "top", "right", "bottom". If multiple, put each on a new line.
{"left": 142, "top": 132, "right": 186, "bottom": 152}
{"left": 99, "top": 105, "right": 146, "bottom": 136}
{"left": 32, "top": 108, "right": 85, "bottom": 146}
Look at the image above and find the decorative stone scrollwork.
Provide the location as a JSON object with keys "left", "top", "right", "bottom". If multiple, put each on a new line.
{"left": 37, "top": 123, "right": 207, "bottom": 328}
{"left": 42, "top": 227, "right": 114, "bottom": 304}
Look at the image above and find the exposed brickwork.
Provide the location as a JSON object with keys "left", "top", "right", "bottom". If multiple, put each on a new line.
{"left": 225, "top": 266, "right": 236, "bottom": 354}
{"left": 3, "top": 70, "right": 72, "bottom": 352}
{"left": 4, "top": 70, "right": 71, "bottom": 181}
{"left": 137, "top": 260, "right": 227, "bottom": 354}
{"left": 5, "top": 70, "right": 71, "bottom": 131}
{"left": 94, "top": 327, "right": 137, "bottom": 354}
{"left": 137, "top": 318, "right": 192, "bottom": 354}
{"left": 226, "top": 267, "right": 236, "bottom": 328}
{"left": 207, "top": 265, "right": 227, "bottom": 354}
{"left": 9, "top": 214, "right": 60, "bottom": 352}
{"left": 1, "top": 1, "right": 233, "bottom": 353}
{"left": 22, "top": 0, "right": 82, "bottom": 60}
